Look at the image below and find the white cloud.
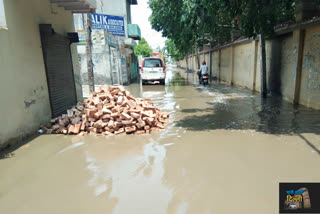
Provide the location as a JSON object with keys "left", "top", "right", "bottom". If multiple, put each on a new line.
{"left": 131, "top": 0, "right": 166, "bottom": 49}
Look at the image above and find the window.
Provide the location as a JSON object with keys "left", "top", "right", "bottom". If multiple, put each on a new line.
{"left": 0, "top": 0, "right": 7, "bottom": 29}
{"left": 73, "top": 14, "right": 85, "bottom": 31}
{"left": 144, "top": 59, "right": 162, "bottom": 68}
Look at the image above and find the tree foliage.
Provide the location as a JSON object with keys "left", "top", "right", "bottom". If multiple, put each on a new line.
{"left": 163, "top": 39, "right": 185, "bottom": 61}
{"left": 134, "top": 37, "right": 153, "bottom": 57}
{"left": 149, "top": 0, "right": 295, "bottom": 55}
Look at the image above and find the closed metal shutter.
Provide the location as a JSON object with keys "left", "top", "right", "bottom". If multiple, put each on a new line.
{"left": 40, "top": 25, "right": 77, "bottom": 118}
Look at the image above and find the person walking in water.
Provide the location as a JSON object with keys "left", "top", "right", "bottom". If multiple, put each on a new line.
{"left": 199, "top": 61, "right": 208, "bottom": 81}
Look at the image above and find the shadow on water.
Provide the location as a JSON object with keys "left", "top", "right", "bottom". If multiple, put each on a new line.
{"left": 0, "top": 134, "right": 39, "bottom": 159}
{"left": 175, "top": 82, "right": 320, "bottom": 153}
{"left": 177, "top": 90, "right": 320, "bottom": 134}
{"left": 168, "top": 72, "right": 186, "bottom": 86}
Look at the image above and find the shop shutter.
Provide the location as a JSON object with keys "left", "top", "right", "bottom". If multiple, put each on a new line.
{"left": 40, "top": 24, "right": 77, "bottom": 118}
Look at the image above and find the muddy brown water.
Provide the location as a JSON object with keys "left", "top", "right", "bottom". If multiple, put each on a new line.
{"left": 1, "top": 67, "right": 320, "bottom": 214}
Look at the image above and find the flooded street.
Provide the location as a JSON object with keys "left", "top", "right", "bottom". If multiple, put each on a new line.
{"left": 1, "top": 67, "right": 320, "bottom": 214}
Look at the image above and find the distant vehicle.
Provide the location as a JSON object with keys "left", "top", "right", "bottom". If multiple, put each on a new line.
{"left": 200, "top": 74, "right": 209, "bottom": 85}
{"left": 288, "top": 204, "right": 297, "bottom": 210}
{"left": 140, "top": 57, "right": 166, "bottom": 85}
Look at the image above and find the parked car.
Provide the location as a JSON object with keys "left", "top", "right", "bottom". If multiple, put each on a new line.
{"left": 140, "top": 57, "right": 166, "bottom": 85}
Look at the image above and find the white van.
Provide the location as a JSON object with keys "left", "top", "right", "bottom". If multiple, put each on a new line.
{"left": 140, "top": 57, "right": 166, "bottom": 85}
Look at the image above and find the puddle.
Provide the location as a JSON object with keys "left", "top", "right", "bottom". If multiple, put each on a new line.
{"left": 0, "top": 67, "right": 320, "bottom": 214}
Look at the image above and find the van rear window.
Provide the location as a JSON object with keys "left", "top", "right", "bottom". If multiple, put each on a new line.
{"left": 144, "top": 59, "right": 162, "bottom": 68}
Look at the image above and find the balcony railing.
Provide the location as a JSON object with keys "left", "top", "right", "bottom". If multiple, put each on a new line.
{"left": 50, "top": 0, "right": 96, "bottom": 13}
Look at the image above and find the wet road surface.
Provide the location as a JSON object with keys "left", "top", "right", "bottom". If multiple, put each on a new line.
{"left": 1, "top": 67, "right": 320, "bottom": 214}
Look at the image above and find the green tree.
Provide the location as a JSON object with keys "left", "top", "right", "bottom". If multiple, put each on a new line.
{"left": 164, "top": 39, "right": 184, "bottom": 61}
{"left": 149, "top": 0, "right": 295, "bottom": 96}
{"left": 134, "top": 38, "right": 153, "bottom": 57}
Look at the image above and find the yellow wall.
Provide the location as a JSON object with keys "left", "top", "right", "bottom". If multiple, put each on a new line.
{"left": 0, "top": 0, "right": 82, "bottom": 149}
{"left": 233, "top": 41, "right": 255, "bottom": 89}
{"left": 178, "top": 26, "right": 320, "bottom": 110}
{"left": 299, "top": 26, "right": 320, "bottom": 109}
{"left": 280, "top": 34, "right": 296, "bottom": 101}
{"left": 211, "top": 51, "right": 219, "bottom": 78}
{"left": 220, "top": 47, "right": 232, "bottom": 83}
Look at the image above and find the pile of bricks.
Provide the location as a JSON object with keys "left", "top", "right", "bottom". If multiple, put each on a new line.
{"left": 43, "top": 85, "right": 169, "bottom": 136}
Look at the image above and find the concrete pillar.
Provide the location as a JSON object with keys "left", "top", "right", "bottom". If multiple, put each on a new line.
{"left": 252, "top": 40, "right": 258, "bottom": 91}
{"left": 269, "top": 39, "right": 282, "bottom": 95}
{"left": 231, "top": 45, "right": 235, "bottom": 85}
{"left": 293, "top": 29, "right": 305, "bottom": 104}
{"left": 209, "top": 50, "right": 212, "bottom": 82}
{"left": 296, "top": 0, "right": 320, "bottom": 22}
{"left": 218, "top": 49, "right": 221, "bottom": 82}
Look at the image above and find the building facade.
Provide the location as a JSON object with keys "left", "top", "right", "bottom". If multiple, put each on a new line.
{"left": 74, "top": 0, "right": 141, "bottom": 94}
{"left": 0, "top": 0, "right": 96, "bottom": 149}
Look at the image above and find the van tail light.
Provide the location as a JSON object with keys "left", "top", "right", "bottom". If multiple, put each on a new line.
{"left": 141, "top": 61, "right": 144, "bottom": 73}
{"left": 162, "top": 60, "right": 165, "bottom": 73}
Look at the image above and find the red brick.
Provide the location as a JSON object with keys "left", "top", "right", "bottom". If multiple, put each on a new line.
{"left": 45, "top": 84, "right": 169, "bottom": 137}
{"left": 108, "top": 120, "right": 114, "bottom": 128}
{"left": 102, "top": 114, "right": 111, "bottom": 120}
{"left": 127, "top": 100, "right": 137, "bottom": 109}
{"left": 111, "top": 89, "right": 120, "bottom": 95}
{"left": 126, "top": 94, "right": 136, "bottom": 100}
{"left": 73, "top": 124, "right": 81, "bottom": 134}
{"left": 94, "top": 110, "right": 103, "bottom": 119}
{"left": 111, "top": 112, "right": 120, "bottom": 118}
{"left": 114, "top": 128, "right": 124, "bottom": 135}
{"left": 67, "top": 109, "right": 74, "bottom": 118}
{"left": 130, "top": 112, "right": 140, "bottom": 119}
{"left": 94, "top": 120, "right": 103, "bottom": 128}
{"left": 81, "top": 119, "right": 87, "bottom": 131}
{"left": 121, "top": 112, "right": 132, "bottom": 120}
{"left": 156, "top": 123, "right": 165, "bottom": 129}
{"left": 151, "top": 127, "right": 161, "bottom": 132}
{"left": 102, "top": 107, "right": 112, "bottom": 114}
{"left": 135, "top": 130, "right": 145, "bottom": 135}
{"left": 86, "top": 109, "right": 98, "bottom": 118}
{"left": 146, "top": 117, "right": 154, "bottom": 126}
{"left": 114, "top": 121, "right": 123, "bottom": 127}
{"left": 122, "top": 120, "right": 132, "bottom": 125}
{"left": 117, "top": 96, "right": 123, "bottom": 105}
{"left": 125, "top": 126, "right": 136, "bottom": 133}
{"left": 68, "top": 125, "right": 75, "bottom": 134}
{"left": 52, "top": 124, "right": 60, "bottom": 131}
{"left": 105, "top": 131, "right": 114, "bottom": 136}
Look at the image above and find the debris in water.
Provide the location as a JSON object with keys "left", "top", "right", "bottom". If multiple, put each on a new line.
{"left": 42, "top": 85, "right": 169, "bottom": 136}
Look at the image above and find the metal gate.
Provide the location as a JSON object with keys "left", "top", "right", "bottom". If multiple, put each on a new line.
{"left": 40, "top": 24, "right": 77, "bottom": 118}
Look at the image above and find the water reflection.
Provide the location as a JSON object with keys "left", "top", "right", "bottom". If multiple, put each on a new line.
{"left": 177, "top": 84, "right": 320, "bottom": 135}
{"left": 85, "top": 138, "right": 173, "bottom": 214}
{"left": 1, "top": 68, "right": 320, "bottom": 214}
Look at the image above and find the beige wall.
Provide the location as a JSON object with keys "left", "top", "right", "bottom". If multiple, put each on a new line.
{"left": 280, "top": 34, "right": 296, "bottom": 101}
{"left": 299, "top": 26, "right": 320, "bottom": 109}
{"left": 0, "top": 0, "right": 82, "bottom": 149}
{"left": 220, "top": 47, "right": 232, "bottom": 83}
{"left": 178, "top": 25, "right": 320, "bottom": 110}
{"left": 211, "top": 51, "right": 219, "bottom": 78}
{"left": 233, "top": 41, "right": 254, "bottom": 89}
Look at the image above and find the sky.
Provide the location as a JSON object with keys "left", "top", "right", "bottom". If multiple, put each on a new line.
{"left": 131, "top": 0, "right": 166, "bottom": 49}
